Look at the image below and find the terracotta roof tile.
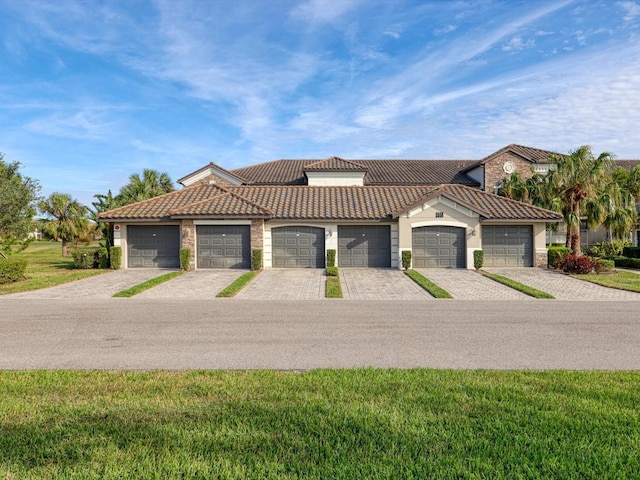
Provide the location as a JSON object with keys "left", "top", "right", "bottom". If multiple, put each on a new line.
{"left": 304, "top": 157, "right": 368, "bottom": 171}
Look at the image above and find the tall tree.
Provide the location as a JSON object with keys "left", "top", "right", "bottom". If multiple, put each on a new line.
{"left": 38, "top": 193, "right": 89, "bottom": 257}
{"left": 548, "top": 146, "right": 612, "bottom": 255}
{"left": 0, "top": 154, "right": 41, "bottom": 255}
{"left": 91, "top": 190, "right": 119, "bottom": 262}
{"left": 116, "top": 169, "right": 174, "bottom": 205}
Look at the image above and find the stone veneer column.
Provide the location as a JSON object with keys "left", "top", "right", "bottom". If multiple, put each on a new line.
{"left": 535, "top": 250, "right": 548, "bottom": 268}
{"left": 251, "top": 219, "right": 264, "bottom": 249}
{"left": 181, "top": 219, "right": 196, "bottom": 270}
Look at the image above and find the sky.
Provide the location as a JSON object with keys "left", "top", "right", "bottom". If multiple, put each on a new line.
{"left": 1, "top": 0, "right": 640, "bottom": 207}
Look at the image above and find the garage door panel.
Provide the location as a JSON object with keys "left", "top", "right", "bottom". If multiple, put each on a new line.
{"left": 128, "top": 225, "right": 180, "bottom": 269}
{"left": 272, "top": 226, "right": 325, "bottom": 268}
{"left": 412, "top": 226, "right": 465, "bottom": 268}
{"left": 197, "top": 225, "right": 250, "bottom": 269}
{"left": 338, "top": 226, "right": 391, "bottom": 268}
{"left": 482, "top": 225, "right": 533, "bottom": 267}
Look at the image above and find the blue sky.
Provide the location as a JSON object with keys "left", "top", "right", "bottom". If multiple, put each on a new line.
{"left": 1, "top": 0, "right": 640, "bottom": 207}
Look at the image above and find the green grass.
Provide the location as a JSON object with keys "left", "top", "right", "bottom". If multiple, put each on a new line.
{"left": 405, "top": 269, "right": 453, "bottom": 298}
{"left": 0, "top": 241, "right": 106, "bottom": 295}
{"left": 1, "top": 370, "right": 639, "bottom": 479}
{"left": 481, "top": 272, "right": 555, "bottom": 299}
{"left": 572, "top": 270, "right": 640, "bottom": 293}
{"left": 112, "top": 271, "right": 184, "bottom": 297}
{"left": 216, "top": 270, "right": 259, "bottom": 297}
{"left": 326, "top": 276, "right": 343, "bottom": 298}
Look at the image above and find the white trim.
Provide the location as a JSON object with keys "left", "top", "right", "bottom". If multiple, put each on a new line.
{"left": 193, "top": 220, "right": 251, "bottom": 226}
{"left": 181, "top": 165, "right": 243, "bottom": 187}
{"left": 410, "top": 219, "right": 470, "bottom": 229}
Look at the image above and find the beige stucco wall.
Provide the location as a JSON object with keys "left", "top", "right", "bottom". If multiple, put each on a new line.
{"left": 305, "top": 171, "right": 365, "bottom": 186}
{"left": 397, "top": 196, "right": 481, "bottom": 269}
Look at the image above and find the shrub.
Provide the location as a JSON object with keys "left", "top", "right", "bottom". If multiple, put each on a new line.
{"left": 71, "top": 247, "right": 102, "bottom": 269}
{"left": 326, "top": 249, "right": 336, "bottom": 268}
{"left": 590, "top": 240, "right": 630, "bottom": 258}
{"left": 109, "top": 246, "right": 122, "bottom": 270}
{"left": 326, "top": 266, "right": 339, "bottom": 277}
{"left": 0, "top": 257, "right": 28, "bottom": 284}
{"left": 548, "top": 246, "right": 571, "bottom": 269}
{"left": 593, "top": 258, "right": 615, "bottom": 274}
{"left": 559, "top": 254, "right": 595, "bottom": 274}
{"left": 401, "top": 250, "right": 412, "bottom": 270}
{"left": 623, "top": 246, "right": 640, "bottom": 259}
{"left": 179, "top": 248, "right": 191, "bottom": 271}
{"left": 612, "top": 256, "right": 640, "bottom": 269}
{"left": 98, "top": 248, "right": 110, "bottom": 269}
{"left": 473, "top": 250, "right": 484, "bottom": 271}
{"left": 251, "top": 249, "right": 263, "bottom": 271}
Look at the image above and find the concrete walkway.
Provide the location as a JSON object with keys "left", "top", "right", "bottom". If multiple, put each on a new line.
{"left": 136, "top": 270, "right": 246, "bottom": 299}
{"left": 235, "top": 269, "right": 326, "bottom": 300}
{"left": 4, "top": 269, "right": 176, "bottom": 299}
{"left": 340, "top": 268, "right": 434, "bottom": 300}
{"left": 484, "top": 267, "right": 640, "bottom": 301}
{"left": 416, "top": 268, "right": 532, "bottom": 300}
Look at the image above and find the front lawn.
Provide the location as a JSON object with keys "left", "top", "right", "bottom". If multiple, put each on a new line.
{"left": 2, "top": 370, "right": 638, "bottom": 479}
{"left": 0, "top": 241, "right": 105, "bottom": 295}
{"left": 572, "top": 270, "right": 640, "bottom": 293}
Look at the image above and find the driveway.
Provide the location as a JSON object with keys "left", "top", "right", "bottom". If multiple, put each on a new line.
{"left": 3, "top": 269, "right": 177, "bottom": 299}
{"left": 484, "top": 267, "right": 640, "bottom": 301}
{"left": 416, "top": 269, "right": 531, "bottom": 301}
{"left": 136, "top": 270, "right": 247, "bottom": 299}
{"left": 234, "top": 269, "right": 326, "bottom": 300}
{"left": 340, "top": 268, "right": 434, "bottom": 300}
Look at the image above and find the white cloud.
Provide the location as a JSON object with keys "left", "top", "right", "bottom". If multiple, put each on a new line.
{"left": 290, "top": 0, "right": 363, "bottom": 24}
{"left": 502, "top": 36, "right": 536, "bottom": 51}
{"left": 618, "top": 1, "right": 640, "bottom": 22}
{"left": 435, "top": 24, "right": 457, "bottom": 35}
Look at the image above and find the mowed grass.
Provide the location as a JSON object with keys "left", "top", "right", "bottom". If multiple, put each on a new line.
{"left": 1, "top": 370, "right": 639, "bottom": 479}
{"left": 216, "top": 270, "right": 259, "bottom": 297}
{"left": 572, "top": 271, "right": 640, "bottom": 293}
{"left": 325, "top": 276, "right": 343, "bottom": 298}
{"left": 0, "top": 241, "right": 105, "bottom": 295}
{"left": 481, "top": 272, "right": 555, "bottom": 299}
{"left": 113, "top": 271, "right": 183, "bottom": 297}
{"left": 404, "top": 270, "right": 452, "bottom": 298}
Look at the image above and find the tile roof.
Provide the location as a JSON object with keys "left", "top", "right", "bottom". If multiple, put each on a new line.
{"left": 231, "top": 159, "right": 480, "bottom": 186}
{"left": 615, "top": 160, "right": 640, "bottom": 169}
{"left": 304, "top": 157, "right": 367, "bottom": 171}
{"left": 477, "top": 144, "right": 564, "bottom": 165}
{"left": 169, "top": 191, "right": 272, "bottom": 217}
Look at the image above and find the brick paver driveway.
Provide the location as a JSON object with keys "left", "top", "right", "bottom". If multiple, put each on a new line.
{"left": 340, "top": 268, "right": 434, "bottom": 300}
{"left": 416, "top": 269, "right": 532, "bottom": 300}
{"left": 485, "top": 267, "right": 640, "bottom": 301}
{"left": 136, "top": 270, "right": 246, "bottom": 299}
{"left": 235, "top": 269, "right": 326, "bottom": 300}
{"left": 3, "top": 269, "right": 176, "bottom": 299}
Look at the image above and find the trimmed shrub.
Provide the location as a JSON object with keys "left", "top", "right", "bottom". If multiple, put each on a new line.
{"left": 623, "top": 246, "right": 640, "bottom": 259}
{"left": 0, "top": 257, "right": 28, "bottom": 284}
{"left": 473, "top": 250, "right": 484, "bottom": 271}
{"left": 326, "top": 266, "right": 339, "bottom": 277}
{"left": 179, "top": 248, "right": 191, "bottom": 271}
{"left": 72, "top": 247, "right": 102, "bottom": 269}
{"left": 251, "top": 249, "right": 263, "bottom": 271}
{"left": 612, "top": 256, "right": 640, "bottom": 269}
{"left": 110, "top": 246, "right": 122, "bottom": 270}
{"left": 98, "top": 248, "right": 110, "bottom": 269}
{"left": 326, "top": 249, "right": 336, "bottom": 268}
{"left": 593, "top": 258, "right": 615, "bottom": 274}
{"left": 401, "top": 250, "right": 412, "bottom": 270}
{"left": 559, "top": 254, "right": 595, "bottom": 274}
{"left": 590, "top": 240, "right": 630, "bottom": 257}
{"left": 548, "top": 246, "right": 571, "bottom": 269}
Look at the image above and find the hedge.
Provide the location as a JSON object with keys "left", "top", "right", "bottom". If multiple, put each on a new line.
{"left": 623, "top": 246, "right": 640, "bottom": 259}
{"left": 548, "top": 246, "right": 571, "bottom": 268}
{"left": 0, "top": 257, "right": 28, "bottom": 284}
{"left": 71, "top": 247, "right": 106, "bottom": 269}
{"left": 251, "top": 249, "right": 263, "bottom": 271}
{"left": 611, "top": 256, "right": 640, "bottom": 269}
{"left": 326, "top": 249, "right": 336, "bottom": 268}
{"left": 110, "top": 246, "right": 122, "bottom": 270}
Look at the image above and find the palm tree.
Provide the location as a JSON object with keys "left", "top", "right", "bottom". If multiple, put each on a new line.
{"left": 116, "top": 169, "right": 174, "bottom": 205}
{"left": 38, "top": 193, "right": 89, "bottom": 257}
{"left": 548, "top": 146, "right": 612, "bottom": 256}
{"left": 91, "top": 190, "right": 119, "bottom": 263}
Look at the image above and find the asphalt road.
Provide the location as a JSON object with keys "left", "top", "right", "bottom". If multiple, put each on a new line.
{"left": 1, "top": 299, "right": 639, "bottom": 370}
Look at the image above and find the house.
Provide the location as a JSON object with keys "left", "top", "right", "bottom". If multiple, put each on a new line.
{"left": 98, "top": 144, "right": 637, "bottom": 270}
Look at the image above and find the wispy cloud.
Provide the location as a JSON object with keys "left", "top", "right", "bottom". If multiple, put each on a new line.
{"left": 290, "top": 0, "right": 364, "bottom": 25}
{"left": 618, "top": 1, "right": 640, "bottom": 22}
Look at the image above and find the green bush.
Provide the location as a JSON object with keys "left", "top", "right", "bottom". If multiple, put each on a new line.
{"left": 326, "top": 249, "right": 336, "bottom": 268}
{"left": 110, "top": 246, "right": 122, "bottom": 270}
{"left": 473, "top": 250, "right": 484, "bottom": 271}
{"left": 401, "top": 250, "right": 412, "bottom": 270}
{"left": 326, "top": 266, "right": 339, "bottom": 277}
{"left": 251, "top": 249, "right": 263, "bottom": 271}
{"left": 179, "top": 248, "right": 191, "bottom": 271}
{"left": 612, "top": 256, "right": 640, "bottom": 269}
{"left": 98, "top": 248, "right": 110, "bottom": 269}
{"left": 0, "top": 257, "right": 28, "bottom": 284}
{"left": 590, "top": 240, "right": 630, "bottom": 257}
{"left": 593, "top": 258, "right": 615, "bottom": 274}
{"left": 548, "top": 246, "right": 571, "bottom": 269}
{"left": 72, "top": 247, "right": 102, "bottom": 269}
{"left": 623, "top": 246, "right": 640, "bottom": 259}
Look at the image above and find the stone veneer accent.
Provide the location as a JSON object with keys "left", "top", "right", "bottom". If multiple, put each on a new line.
{"left": 483, "top": 152, "right": 536, "bottom": 193}
{"left": 535, "top": 250, "right": 548, "bottom": 268}
{"left": 180, "top": 219, "right": 196, "bottom": 270}
{"left": 251, "top": 219, "right": 264, "bottom": 249}
{"left": 195, "top": 173, "right": 238, "bottom": 188}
